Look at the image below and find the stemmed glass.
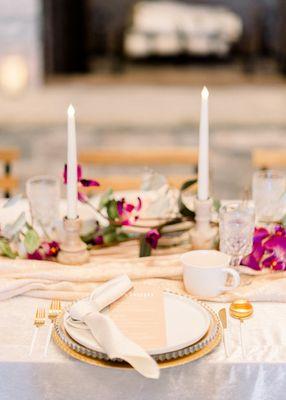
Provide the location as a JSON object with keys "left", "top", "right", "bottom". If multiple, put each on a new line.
{"left": 252, "top": 170, "right": 286, "bottom": 224}
{"left": 219, "top": 203, "right": 255, "bottom": 267}
{"left": 26, "top": 175, "right": 60, "bottom": 238}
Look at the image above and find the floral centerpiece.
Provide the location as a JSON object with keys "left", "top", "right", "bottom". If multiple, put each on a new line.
{"left": 0, "top": 167, "right": 198, "bottom": 261}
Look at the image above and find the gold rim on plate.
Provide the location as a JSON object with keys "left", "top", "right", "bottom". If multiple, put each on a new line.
{"left": 52, "top": 301, "right": 222, "bottom": 369}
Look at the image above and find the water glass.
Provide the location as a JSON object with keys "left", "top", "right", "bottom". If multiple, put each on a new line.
{"left": 219, "top": 203, "right": 255, "bottom": 267}
{"left": 26, "top": 175, "right": 60, "bottom": 237}
{"left": 252, "top": 170, "right": 286, "bottom": 223}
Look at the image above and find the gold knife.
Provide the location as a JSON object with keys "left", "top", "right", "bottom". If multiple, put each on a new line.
{"left": 219, "top": 308, "right": 230, "bottom": 357}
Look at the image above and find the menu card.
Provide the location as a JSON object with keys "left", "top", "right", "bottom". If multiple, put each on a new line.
{"left": 109, "top": 284, "right": 166, "bottom": 349}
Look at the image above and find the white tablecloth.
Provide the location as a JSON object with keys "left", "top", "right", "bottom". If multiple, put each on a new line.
{"left": 1, "top": 196, "right": 286, "bottom": 399}
{"left": 1, "top": 296, "right": 286, "bottom": 400}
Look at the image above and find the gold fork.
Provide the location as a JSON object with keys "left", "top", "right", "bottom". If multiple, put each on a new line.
{"left": 44, "top": 299, "right": 62, "bottom": 356}
{"left": 29, "top": 307, "right": 45, "bottom": 356}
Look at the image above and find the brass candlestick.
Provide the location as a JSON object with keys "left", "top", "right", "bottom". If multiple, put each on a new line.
{"left": 190, "top": 197, "right": 218, "bottom": 250}
{"left": 57, "top": 217, "right": 89, "bottom": 265}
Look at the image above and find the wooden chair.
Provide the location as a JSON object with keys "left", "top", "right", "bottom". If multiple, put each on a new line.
{"left": 79, "top": 147, "right": 198, "bottom": 191}
{"left": 252, "top": 148, "right": 286, "bottom": 170}
{"left": 0, "top": 147, "right": 20, "bottom": 197}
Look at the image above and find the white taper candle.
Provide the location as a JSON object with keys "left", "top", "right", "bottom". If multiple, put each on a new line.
{"left": 67, "top": 104, "right": 78, "bottom": 219}
{"left": 198, "top": 87, "right": 209, "bottom": 201}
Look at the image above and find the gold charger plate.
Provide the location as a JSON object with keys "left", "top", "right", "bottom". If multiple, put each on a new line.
{"left": 52, "top": 304, "right": 222, "bottom": 369}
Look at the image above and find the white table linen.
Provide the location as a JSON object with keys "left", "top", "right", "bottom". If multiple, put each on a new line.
{"left": 1, "top": 197, "right": 286, "bottom": 398}
{"left": 1, "top": 296, "right": 286, "bottom": 400}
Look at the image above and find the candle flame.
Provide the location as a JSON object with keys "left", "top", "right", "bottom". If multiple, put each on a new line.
{"left": 201, "top": 86, "right": 209, "bottom": 99}
{"left": 67, "top": 104, "right": 75, "bottom": 117}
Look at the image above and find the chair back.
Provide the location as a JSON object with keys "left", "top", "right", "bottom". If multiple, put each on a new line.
{"left": 79, "top": 147, "right": 198, "bottom": 191}
{"left": 0, "top": 147, "right": 20, "bottom": 197}
{"left": 252, "top": 148, "right": 286, "bottom": 170}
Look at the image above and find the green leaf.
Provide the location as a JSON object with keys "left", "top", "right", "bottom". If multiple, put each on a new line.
{"left": 213, "top": 199, "right": 221, "bottom": 213}
{"left": 116, "top": 232, "right": 129, "bottom": 242}
{"left": 24, "top": 229, "right": 40, "bottom": 253}
{"left": 180, "top": 179, "right": 197, "bottom": 192}
{"left": 0, "top": 239, "right": 17, "bottom": 259}
{"left": 139, "top": 236, "right": 152, "bottom": 257}
{"left": 99, "top": 188, "right": 113, "bottom": 210}
{"left": 282, "top": 215, "right": 286, "bottom": 228}
{"left": 81, "top": 231, "right": 96, "bottom": 244}
{"left": 103, "top": 224, "right": 116, "bottom": 235}
{"left": 103, "top": 231, "right": 117, "bottom": 244}
{"left": 178, "top": 178, "right": 197, "bottom": 220}
{"left": 106, "top": 199, "right": 119, "bottom": 220}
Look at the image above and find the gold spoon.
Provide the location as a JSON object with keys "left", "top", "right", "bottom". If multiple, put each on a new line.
{"left": 229, "top": 299, "right": 254, "bottom": 358}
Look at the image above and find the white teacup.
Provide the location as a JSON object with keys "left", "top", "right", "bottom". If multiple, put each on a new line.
{"left": 181, "top": 250, "right": 240, "bottom": 297}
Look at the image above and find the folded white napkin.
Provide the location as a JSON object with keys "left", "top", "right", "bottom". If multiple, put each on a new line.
{"left": 69, "top": 275, "right": 160, "bottom": 379}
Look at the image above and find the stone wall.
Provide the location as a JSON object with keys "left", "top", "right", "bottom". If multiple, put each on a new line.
{"left": 0, "top": 0, "right": 43, "bottom": 86}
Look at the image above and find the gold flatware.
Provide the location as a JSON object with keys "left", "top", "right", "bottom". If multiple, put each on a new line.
{"left": 29, "top": 307, "right": 46, "bottom": 356}
{"left": 218, "top": 308, "right": 230, "bottom": 357}
{"left": 229, "top": 299, "right": 253, "bottom": 358}
{"left": 44, "top": 299, "right": 62, "bottom": 356}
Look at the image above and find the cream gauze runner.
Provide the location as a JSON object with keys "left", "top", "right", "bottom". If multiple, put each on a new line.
{"left": 1, "top": 240, "right": 286, "bottom": 302}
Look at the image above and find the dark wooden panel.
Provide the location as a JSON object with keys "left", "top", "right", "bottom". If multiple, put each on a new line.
{"left": 43, "top": 0, "right": 88, "bottom": 74}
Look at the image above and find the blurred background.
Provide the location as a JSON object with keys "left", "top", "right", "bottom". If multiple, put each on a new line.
{"left": 0, "top": 0, "right": 286, "bottom": 199}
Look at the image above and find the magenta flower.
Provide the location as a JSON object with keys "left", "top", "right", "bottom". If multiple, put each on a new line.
{"left": 253, "top": 227, "right": 269, "bottom": 244}
{"left": 78, "top": 191, "right": 88, "bottom": 203}
{"left": 241, "top": 224, "right": 286, "bottom": 271}
{"left": 274, "top": 225, "right": 286, "bottom": 237}
{"left": 117, "top": 199, "right": 124, "bottom": 216}
{"left": 28, "top": 250, "right": 43, "bottom": 260}
{"left": 264, "top": 234, "right": 286, "bottom": 263}
{"left": 116, "top": 197, "right": 142, "bottom": 226}
{"left": 241, "top": 242, "right": 265, "bottom": 271}
{"left": 27, "top": 241, "right": 60, "bottom": 261}
{"left": 42, "top": 241, "right": 60, "bottom": 257}
{"left": 136, "top": 197, "right": 142, "bottom": 212}
{"left": 262, "top": 253, "right": 286, "bottom": 270}
{"left": 93, "top": 235, "right": 104, "bottom": 245}
{"left": 63, "top": 164, "right": 99, "bottom": 187}
{"left": 80, "top": 179, "right": 100, "bottom": 187}
{"left": 145, "top": 229, "right": 161, "bottom": 249}
{"left": 63, "top": 164, "right": 82, "bottom": 184}
{"left": 63, "top": 164, "right": 100, "bottom": 203}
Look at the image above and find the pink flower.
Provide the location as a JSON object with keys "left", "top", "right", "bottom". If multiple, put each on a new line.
{"left": 116, "top": 197, "right": 142, "bottom": 226}
{"left": 145, "top": 229, "right": 161, "bottom": 249}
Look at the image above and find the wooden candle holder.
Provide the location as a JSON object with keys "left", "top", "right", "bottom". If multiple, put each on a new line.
{"left": 57, "top": 217, "right": 89, "bottom": 265}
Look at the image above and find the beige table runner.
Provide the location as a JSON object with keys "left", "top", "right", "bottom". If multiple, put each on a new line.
{"left": 1, "top": 240, "right": 286, "bottom": 302}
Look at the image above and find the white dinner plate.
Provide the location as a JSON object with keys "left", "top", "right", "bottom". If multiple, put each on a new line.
{"left": 64, "top": 292, "right": 210, "bottom": 356}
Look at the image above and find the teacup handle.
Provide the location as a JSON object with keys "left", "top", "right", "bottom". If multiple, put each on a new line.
{"left": 221, "top": 268, "right": 240, "bottom": 291}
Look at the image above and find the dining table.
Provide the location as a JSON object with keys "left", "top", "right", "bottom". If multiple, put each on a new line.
{"left": 1, "top": 197, "right": 286, "bottom": 400}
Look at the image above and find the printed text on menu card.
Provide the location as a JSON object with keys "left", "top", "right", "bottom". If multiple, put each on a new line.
{"left": 109, "top": 285, "right": 166, "bottom": 349}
